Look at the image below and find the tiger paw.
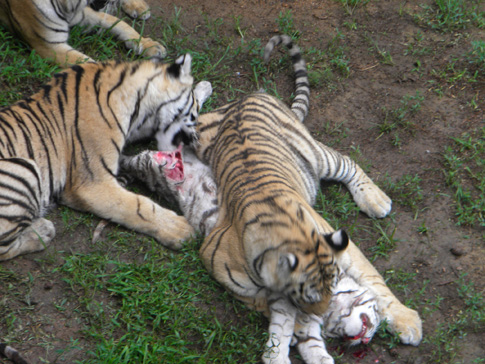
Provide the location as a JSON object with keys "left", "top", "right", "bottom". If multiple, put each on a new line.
{"left": 121, "top": 0, "right": 151, "bottom": 19}
{"left": 384, "top": 304, "right": 422, "bottom": 346}
{"left": 352, "top": 182, "right": 392, "bottom": 219}
{"left": 157, "top": 214, "right": 195, "bottom": 250}
{"left": 126, "top": 38, "right": 167, "bottom": 59}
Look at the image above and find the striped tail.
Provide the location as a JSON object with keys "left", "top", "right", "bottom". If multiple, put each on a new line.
{"left": 0, "top": 343, "right": 30, "bottom": 364}
{"left": 263, "top": 35, "right": 310, "bottom": 123}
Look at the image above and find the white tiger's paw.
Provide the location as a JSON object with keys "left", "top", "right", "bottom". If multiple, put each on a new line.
{"left": 384, "top": 304, "right": 422, "bottom": 346}
{"left": 121, "top": 0, "right": 151, "bottom": 19}
{"left": 353, "top": 183, "right": 392, "bottom": 219}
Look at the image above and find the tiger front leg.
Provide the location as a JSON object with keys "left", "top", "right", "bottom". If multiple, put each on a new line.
{"left": 262, "top": 294, "right": 297, "bottom": 364}
{"left": 120, "top": 0, "right": 151, "bottom": 20}
{"left": 293, "top": 313, "right": 334, "bottom": 364}
{"left": 63, "top": 179, "right": 194, "bottom": 250}
{"left": 81, "top": 7, "right": 166, "bottom": 59}
{"left": 34, "top": 43, "right": 94, "bottom": 67}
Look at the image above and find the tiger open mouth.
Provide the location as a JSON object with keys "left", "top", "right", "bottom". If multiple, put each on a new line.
{"left": 344, "top": 313, "right": 370, "bottom": 345}
{"left": 152, "top": 146, "right": 185, "bottom": 183}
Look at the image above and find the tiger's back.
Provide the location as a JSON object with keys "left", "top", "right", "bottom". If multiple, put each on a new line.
{"left": 197, "top": 50, "right": 347, "bottom": 315}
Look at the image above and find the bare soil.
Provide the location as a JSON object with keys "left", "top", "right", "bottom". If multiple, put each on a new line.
{"left": 1, "top": 0, "right": 484, "bottom": 363}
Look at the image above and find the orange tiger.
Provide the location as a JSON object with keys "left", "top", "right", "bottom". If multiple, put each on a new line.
{"left": 0, "top": 0, "right": 165, "bottom": 66}
{"left": 0, "top": 54, "right": 213, "bottom": 261}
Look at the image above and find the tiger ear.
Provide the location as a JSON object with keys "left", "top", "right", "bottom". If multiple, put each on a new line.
{"left": 324, "top": 229, "right": 349, "bottom": 252}
{"left": 167, "top": 54, "right": 193, "bottom": 83}
{"left": 279, "top": 253, "right": 299, "bottom": 272}
{"left": 193, "top": 81, "right": 213, "bottom": 109}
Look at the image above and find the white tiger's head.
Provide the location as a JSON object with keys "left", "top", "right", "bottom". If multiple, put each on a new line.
{"left": 322, "top": 275, "right": 380, "bottom": 346}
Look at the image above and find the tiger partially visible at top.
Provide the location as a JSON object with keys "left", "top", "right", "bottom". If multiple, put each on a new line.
{"left": 0, "top": 0, "right": 166, "bottom": 66}
{"left": 0, "top": 54, "right": 213, "bottom": 262}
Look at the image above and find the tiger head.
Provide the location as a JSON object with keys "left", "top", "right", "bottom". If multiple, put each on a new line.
{"left": 322, "top": 275, "right": 380, "bottom": 345}
{"left": 252, "top": 215, "right": 349, "bottom": 315}
{"left": 153, "top": 54, "right": 212, "bottom": 150}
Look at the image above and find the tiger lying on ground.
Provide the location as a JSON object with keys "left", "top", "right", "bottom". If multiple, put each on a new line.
{"left": 120, "top": 35, "right": 422, "bottom": 363}
{"left": 120, "top": 148, "right": 381, "bottom": 347}
{"left": 0, "top": 54, "right": 213, "bottom": 262}
{"left": 0, "top": 0, "right": 165, "bottom": 66}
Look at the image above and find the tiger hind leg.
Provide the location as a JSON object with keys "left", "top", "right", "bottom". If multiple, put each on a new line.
{"left": 0, "top": 219, "right": 55, "bottom": 261}
{"left": 0, "top": 158, "right": 55, "bottom": 261}
{"left": 314, "top": 140, "right": 392, "bottom": 218}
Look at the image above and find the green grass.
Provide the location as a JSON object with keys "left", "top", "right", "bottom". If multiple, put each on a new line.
{"left": 57, "top": 238, "right": 265, "bottom": 363}
{"left": 334, "top": 0, "right": 371, "bottom": 16}
{"left": 443, "top": 127, "right": 485, "bottom": 227}
{"left": 382, "top": 173, "right": 424, "bottom": 212}
{"left": 423, "top": 273, "right": 485, "bottom": 363}
{"left": 377, "top": 91, "right": 425, "bottom": 145}
{"left": 304, "top": 30, "right": 351, "bottom": 91}
{"left": 430, "top": 39, "right": 485, "bottom": 87}
{"left": 0, "top": 29, "right": 60, "bottom": 106}
{"left": 416, "top": 0, "right": 484, "bottom": 32}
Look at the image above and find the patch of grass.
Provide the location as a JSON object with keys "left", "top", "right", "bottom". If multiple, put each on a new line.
{"left": 381, "top": 173, "right": 424, "bottom": 212}
{"left": 424, "top": 273, "right": 485, "bottom": 362}
{"left": 334, "top": 0, "right": 371, "bottom": 16}
{"left": 404, "top": 30, "right": 432, "bottom": 57}
{"left": 416, "top": 0, "right": 485, "bottom": 32}
{"left": 0, "top": 28, "right": 60, "bottom": 106}
{"left": 430, "top": 39, "right": 485, "bottom": 85}
{"left": 304, "top": 29, "right": 351, "bottom": 90}
{"left": 367, "top": 220, "right": 400, "bottom": 262}
{"left": 327, "top": 29, "right": 351, "bottom": 77}
{"left": 313, "top": 121, "right": 349, "bottom": 147}
{"left": 378, "top": 91, "right": 425, "bottom": 140}
{"left": 314, "top": 184, "right": 361, "bottom": 236}
{"left": 364, "top": 34, "right": 394, "bottom": 66}
{"left": 276, "top": 10, "right": 301, "bottom": 40}
{"left": 443, "top": 127, "right": 485, "bottom": 227}
{"left": 58, "top": 239, "right": 266, "bottom": 363}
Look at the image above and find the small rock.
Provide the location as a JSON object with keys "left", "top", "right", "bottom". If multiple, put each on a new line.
{"left": 44, "top": 282, "right": 54, "bottom": 290}
{"left": 450, "top": 247, "right": 466, "bottom": 256}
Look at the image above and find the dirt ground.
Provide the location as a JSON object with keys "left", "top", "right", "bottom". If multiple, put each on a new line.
{"left": 1, "top": 0, "right": 484, "bottom": 363}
